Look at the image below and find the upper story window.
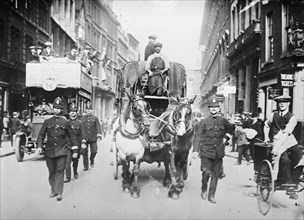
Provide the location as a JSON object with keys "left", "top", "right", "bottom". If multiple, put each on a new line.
{"left": 25, "top": 34, "right": 34, "bottom": 63}
{"left": 0, "top": 18, "right": 6, "bottom": 58}
{"left": 266, "top": 11, "right": 273, "bottom": 61}
{"left": 282, "top": 3, "right": 289, "bottom": 54}
{"left": 11, "top": 26, "right": 22, "bottom": 62}
{"left": 38, "top": 3, "right": 48, "bottom": 32}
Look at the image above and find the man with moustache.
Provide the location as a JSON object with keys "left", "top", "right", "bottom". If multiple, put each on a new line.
{"left": 192, "top": 95, "right": 234, "bottom": 204}
{"left": 36, "top": 97, "right": 78, "bottom": 201}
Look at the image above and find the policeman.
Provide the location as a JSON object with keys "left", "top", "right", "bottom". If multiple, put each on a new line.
{"left": 64, "top": 103, "right": 85, "bottom": 183}
{"left": 36, "top": 97, "right": 78, "bottom": 201}
{"left": 192, "top": 95, "right": 234, "bottom": 203}
{"left": 81, "top": 102, "right": 102, "bottom": 170}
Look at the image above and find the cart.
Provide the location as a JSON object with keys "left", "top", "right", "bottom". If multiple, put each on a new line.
{"left": 254, "top": 141, "right": 304, "bottom": 215}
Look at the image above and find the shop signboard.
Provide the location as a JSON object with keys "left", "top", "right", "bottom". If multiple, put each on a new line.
{"left": 268, "top": 88, "right": 282, "bottom": 100}
{"left": 279, "top": 73, "right": 294, "bottom": 87}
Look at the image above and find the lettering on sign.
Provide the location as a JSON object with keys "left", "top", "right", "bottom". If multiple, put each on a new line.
{"left": 281, "top": 81, "right": 294, "bottom": 87}
{"left": 280, "top": 74, "right": 293, "bottom": 80}
{"left": 268, "top": 88, "right": 282, "bottom": 100}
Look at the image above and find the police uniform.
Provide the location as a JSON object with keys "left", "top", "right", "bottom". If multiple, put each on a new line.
{"left": 193, "top": 96, "right": 234, "bottom": 203}
{"left": 81, "top": 102, "right": 102, "bottom": 170}
{"left": 37, "top": 97, "right": 77, "bottom": 201}
{"left": 64, "top": 103, "right": 85, "bottom": 182}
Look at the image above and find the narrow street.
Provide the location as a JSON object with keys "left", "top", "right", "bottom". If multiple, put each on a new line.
{"left": 1, "top": 134, "right": 303, "bottom": 219}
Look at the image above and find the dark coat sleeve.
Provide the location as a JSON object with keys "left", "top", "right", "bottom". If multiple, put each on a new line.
{"left": 193, "top": 121, "right": 204, "bottom": 153}
{"left": 37, "top": 120, "right": 48, "bottom": 149}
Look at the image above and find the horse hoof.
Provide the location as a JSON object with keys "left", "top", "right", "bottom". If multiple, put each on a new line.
{"left": 131, "top": 191, "right": 140, "bottom": 198}
{"left": 168, "top": 191, "right": 180, "bottom": 200}
{"left": 123, "top": 188, "right": 130, "bottom": 193}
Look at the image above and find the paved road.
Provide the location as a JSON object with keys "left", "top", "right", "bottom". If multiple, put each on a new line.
{"left": 1, "top": 134, "right": 303, "bottom": 219}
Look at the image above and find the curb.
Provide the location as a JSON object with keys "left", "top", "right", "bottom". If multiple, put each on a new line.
{"left": 0, "top": 151, "right": 15, "bottom": 158}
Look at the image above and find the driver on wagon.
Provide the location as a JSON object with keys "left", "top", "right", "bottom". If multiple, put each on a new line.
{"left": 145, "top": 42, "right": 169, "bottom": 96}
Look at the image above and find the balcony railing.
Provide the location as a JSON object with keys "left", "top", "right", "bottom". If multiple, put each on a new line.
{"left": 227, "top": 19, "right": 261, "bottom": 57}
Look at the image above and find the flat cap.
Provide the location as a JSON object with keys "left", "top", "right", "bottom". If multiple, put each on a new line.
{"left": 154, "top": 42, "right": 163, "bottom": 48}
{"left": 148, "top": 35, "right": 157, "bottom": 40}
{"left": 45, "top": 41, "right": 52, "bottom": 46}
{"left": 274, "top": 94, "right": 291, "bottom": 102}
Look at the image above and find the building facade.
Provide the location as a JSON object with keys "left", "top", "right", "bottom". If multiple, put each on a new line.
{"left": 198, "top": 0, "right": 231, "bottom": 117}
{"left": 258, "top": 0, "right": 304, "bottom": 144}
{"left": 0, "top": 0, "right": 52, "bottom": 115}
{"left": 227, "top": 0, "right": 261, "bottom": 115}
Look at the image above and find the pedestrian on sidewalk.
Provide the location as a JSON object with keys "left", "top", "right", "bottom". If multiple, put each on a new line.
{"left": 0, "top": 113, "right": 3, "bottom": 147}
{"left": 64, "top": 103, "right": 85, "bottom": 183}
{"left": 81, "top": 102, "right": 102, "bottom": 171}
{"left": 36, "top": 97, "right": 78, "bottom": 201}
{"left": 234, "top": 119, "right": 251, "bottom": 165}
{"left": 8, "top": 112, "right": 22, "bottom": 148}
{"left": 192, "top": 95, "right": 234, "bottom": 204}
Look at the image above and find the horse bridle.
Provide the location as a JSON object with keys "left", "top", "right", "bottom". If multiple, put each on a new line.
{"left": 130, "top": 98, "right": 151, "bottom": 126}
{"left": 173, "top": 103, "right": 193, "bottom": 133}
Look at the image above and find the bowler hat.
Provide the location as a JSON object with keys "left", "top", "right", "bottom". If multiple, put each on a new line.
{"left": 274, "top": 94, "right": 291, "bottom": 102}
{"left": 207, "top": 95, "right": 220, "bottom": 107}
{"left": 154, "top": 42, "right": 163, "bottom": 48}
{"left": 53, "top": 97, "right": 64, "bottom": 109}
{"left": 148, "top": 35, "right": 157, "bottom": 40}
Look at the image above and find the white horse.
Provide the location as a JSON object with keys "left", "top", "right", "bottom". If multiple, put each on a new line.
{"left": 113, "top": 93, "right": 151, "bottom": 198}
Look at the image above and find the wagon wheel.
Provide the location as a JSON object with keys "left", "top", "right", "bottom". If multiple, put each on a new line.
{"left": 256, "top": 160, "right": 274, "bottom": 215}
{"left": 183, "top": 146, "right": 193, "bottom": 180}
{"left": 112, "top": 141, "right": 119, "bottom": 180}
{"left": 14, "top": 136, "right": 25, "bottom": 162}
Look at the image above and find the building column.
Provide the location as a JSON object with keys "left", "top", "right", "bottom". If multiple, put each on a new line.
{"left": 60, "top": 0, "right": 65, "bottom": 23}
{"left": 66, "top": 0, "right": 71, "bottom": 33}
{"left": 238, "top": 68, "right": 245, "bottom": 100}
{"left": 244, "top": 64, "right": 251, "bottom": 112}
{"left": 258, "top": 88, "right": 265, "bottom": 120}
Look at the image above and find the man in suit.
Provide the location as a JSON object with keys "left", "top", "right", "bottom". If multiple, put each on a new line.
{"left": 36, "top": 97, "right": 78, "bottom": 201}
{"left": 144, "top": 35, "right": 157, "bottom": 61}
{"left": 81, "top": 102, "right": 102, "bottom": 170}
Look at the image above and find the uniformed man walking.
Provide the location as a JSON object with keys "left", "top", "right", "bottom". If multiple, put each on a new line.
{"left": 64, "top": 103, "right": 85, "bottom": 183}
{"left": 192, "top": 96, "right": 234, "bottom": 203}
{"left": 36, "top": 97, "right": 78, "bottom": 201}
{"left": 81, "top": 102, "right": 102, "bottom": 170}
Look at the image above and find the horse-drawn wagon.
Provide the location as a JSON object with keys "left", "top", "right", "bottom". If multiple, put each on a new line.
{"left": 13, "top": 58, "right": 93, "bottom": 162}
{"left": 111, "top": 60, "right": 195, "bottom": 199}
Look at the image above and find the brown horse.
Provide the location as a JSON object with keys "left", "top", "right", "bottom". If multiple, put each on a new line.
{"left": 150, "top": 95, "right": 196, "bottom": 199}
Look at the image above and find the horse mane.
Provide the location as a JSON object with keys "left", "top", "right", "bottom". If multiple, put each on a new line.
{"left": 122, "top": 100, "right": 132, "bottom": 123}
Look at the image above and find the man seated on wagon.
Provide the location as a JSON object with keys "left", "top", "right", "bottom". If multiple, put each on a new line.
{"left": 34, "top": 99, "right": 53, "bottom": 115}
{"left": 145, "top": 42, "right": 170, "bottom": 96}
{"left": 264, "top": 94, "right": 302, "bottom": 197}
